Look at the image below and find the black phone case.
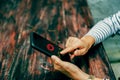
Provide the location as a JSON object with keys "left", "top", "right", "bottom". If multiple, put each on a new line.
{"left": 30, "top": 32, "right": 71, "bottom": 62}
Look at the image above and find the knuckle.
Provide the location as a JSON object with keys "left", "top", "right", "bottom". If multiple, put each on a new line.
{"left": 68, "top": 37, "right": 71, "bottom": 39}
{"left": 55, "top": 60, "right": 59, "bottom": 65}
{"left": 64, "top": 64, "right": 70, "bottom": 69}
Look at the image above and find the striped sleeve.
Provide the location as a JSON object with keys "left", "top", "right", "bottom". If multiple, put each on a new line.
{"left": 85, "top": 11, "right": 120, "bottom": 45}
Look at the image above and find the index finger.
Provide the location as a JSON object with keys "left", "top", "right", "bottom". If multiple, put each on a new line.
{"left": 60, "top": 40, "right": 82, "bottom": 54}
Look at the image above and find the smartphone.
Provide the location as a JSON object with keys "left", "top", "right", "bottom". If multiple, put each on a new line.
{"left": 30, "top": 32, "right": 71, "bottom": 61}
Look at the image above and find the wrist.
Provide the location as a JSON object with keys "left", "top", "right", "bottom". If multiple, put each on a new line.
{"left": 81, "top": 35, "right": 95, "bottom": 49}
{"left": 87, "top": 75, "right": 102, "bottom": 80}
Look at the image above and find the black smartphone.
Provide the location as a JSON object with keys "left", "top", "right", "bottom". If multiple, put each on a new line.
{"left": 30, "top": 32, "right": 71, "bottom": 62}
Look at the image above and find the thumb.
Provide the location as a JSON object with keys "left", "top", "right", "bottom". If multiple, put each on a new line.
{"left": 51, "top": 55, "right": 62, "bottom": 65}
{"left": 74, "top": 49, "right": 86, "bottom": 56}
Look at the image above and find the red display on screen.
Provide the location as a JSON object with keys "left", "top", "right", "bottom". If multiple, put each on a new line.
{"left": 46, "top": 43, "right": 55, "bottom": 51}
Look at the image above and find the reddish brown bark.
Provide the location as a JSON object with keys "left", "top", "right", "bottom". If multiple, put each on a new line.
{"left": 0, "top": 0, "right": 115, "bottom": 80}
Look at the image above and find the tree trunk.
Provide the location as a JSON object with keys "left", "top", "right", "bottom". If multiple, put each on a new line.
{"left": 0, "top": 0, "right": 116, "bottom": 80}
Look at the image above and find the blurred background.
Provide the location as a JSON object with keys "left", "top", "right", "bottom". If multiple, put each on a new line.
{"left": 0, "top": 0, "right": 119, "bottom": 80}
{"left": 87, "top": 0, "right": 120, "bottom": 79}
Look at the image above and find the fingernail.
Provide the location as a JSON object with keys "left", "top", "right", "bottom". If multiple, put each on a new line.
{"left": 51, "top": 55, "right": 57, "bottom": 59}
{"left": 60, "top": 51, "right": 63, "bottom": 54}
{"left": 60, "top": 50, "right": 66, "bottom": 54}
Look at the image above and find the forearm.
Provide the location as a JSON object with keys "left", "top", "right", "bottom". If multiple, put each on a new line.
{"left": 85, "top": 11, "right": 120, "bottom": 45}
